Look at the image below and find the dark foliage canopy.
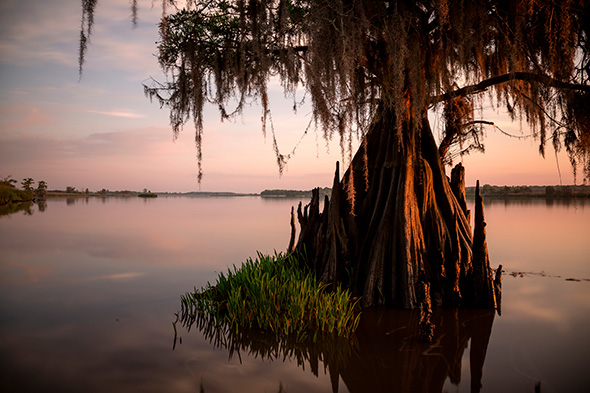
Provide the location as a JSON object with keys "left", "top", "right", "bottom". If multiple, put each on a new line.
{"left": 80, "top": 0, "right": 590, "bottom": 183}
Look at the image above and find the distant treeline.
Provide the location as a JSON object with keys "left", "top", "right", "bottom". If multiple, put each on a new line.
{"left": 47, "top": 189, "right": 139, "bottom": 197}
{"left": 260, "top": 188, "right": 332, "bottom": 198}
{"left": 7, "top": 182, "right": 587, "bottom": 203}
{"left": 47, "top": 187, "right": 159, "bottom": 197}
{"left": 161, "top": 191, "right": 256, "bottom": 197}
{"left": 261, "top": 185, "right": 589, "bottom": 199}
{"left": 466, "top": 184, "right": 590, "bottom": 198}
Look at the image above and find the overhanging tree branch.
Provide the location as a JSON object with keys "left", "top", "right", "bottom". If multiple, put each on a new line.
{"left": 430, "top": 72, "right": 590, "bottom": 105}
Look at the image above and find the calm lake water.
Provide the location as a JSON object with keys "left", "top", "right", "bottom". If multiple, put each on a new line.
{"left": 0, "top": 195, "right": 588, "bottom": 392}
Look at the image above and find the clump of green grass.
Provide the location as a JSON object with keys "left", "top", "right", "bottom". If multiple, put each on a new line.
{"left": 180, "top": 251, "right": 360, "bottom": 342}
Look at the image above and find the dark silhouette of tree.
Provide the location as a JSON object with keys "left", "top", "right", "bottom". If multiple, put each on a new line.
{"left": 36, "top": 180, "right": 48, "bottom": 199}
{"left": 2, "top": 176, "right": 18, "bottom": 188}
{"left": 21, "top": 178, "right": 34, "bottom": 192}
{"left": 79, "top": 1, "right": 589, "bottom": 310}
{"left": 20, "top": 177, "right": 35, "bottom": 201}
{"left": 0, "top": 176, "right": 19, "bottom": 205}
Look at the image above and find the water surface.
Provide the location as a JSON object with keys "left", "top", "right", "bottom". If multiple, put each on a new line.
{"left": 0, "top": 196, "right": 588, "bottom": 392}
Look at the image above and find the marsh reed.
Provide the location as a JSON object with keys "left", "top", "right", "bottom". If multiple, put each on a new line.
{"left": 180, "top": 251, "right": 360, "bottom": 342}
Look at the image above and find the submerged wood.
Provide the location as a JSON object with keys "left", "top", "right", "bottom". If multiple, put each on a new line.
{"left": 417, "top": 275, "right": 435, "bottom": 342}
{"left": 288, "top": 206, "right": 296, "bottom": 254}
{"left": 292, "top": 107, "right": 499, "bottom": 315}
{"left": 494, "top": 264, "right": 503, "bottom": 315}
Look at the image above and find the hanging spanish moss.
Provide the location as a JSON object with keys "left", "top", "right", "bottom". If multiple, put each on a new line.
{"left": 120, "top": 0, "right": 589, "bottom": 186}
{"left": 79, "top": 0, "right": 590, "bottom": 314}
{"left": 78, "top": 0, "right": 98, "bottom": 80}
{"left": 131, "top": 0, "right": 138, "bottom": 27}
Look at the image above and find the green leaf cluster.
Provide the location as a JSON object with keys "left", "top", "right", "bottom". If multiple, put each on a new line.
{"left": 159, "top": 6, "right": 241, "bottom": 68}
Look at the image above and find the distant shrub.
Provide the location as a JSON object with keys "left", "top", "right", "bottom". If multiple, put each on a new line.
{"left": 0, "top": 183, "right": 30, "bottom": 205}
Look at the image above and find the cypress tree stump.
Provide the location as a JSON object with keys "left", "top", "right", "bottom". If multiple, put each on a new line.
{"left": 290, "top": 108, "right": 500, "bottom": 315}
{"left": 467, "top": 180, "right": 498, "bottom": 308}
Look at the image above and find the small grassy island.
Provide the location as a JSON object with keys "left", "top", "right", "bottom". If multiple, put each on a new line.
{"left": 138, "top": 192, "right": 158, "bottom": 198}
{"left": 178, "top": 252, "right": 361, "bottom": 342}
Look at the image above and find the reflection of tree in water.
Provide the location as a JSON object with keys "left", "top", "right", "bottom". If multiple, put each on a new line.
{"left": 339, "top": 308, "right": 495, "bottom": 393}
{"left": 177, "top": 307, "right": 495, "bottom": 393}
{"left": 0, "top": 200, "right": 47, "bottom": 217}
{"left": 0, "top": 201, "right": 32, "bottom": 216}
{"left": 177, "top": 311, "right": 356, "bottom": 381}
{"left": 37, "top": 200, "right": 47, "bottom": 212}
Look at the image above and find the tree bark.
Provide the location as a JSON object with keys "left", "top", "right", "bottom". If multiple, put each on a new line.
{"left": 467, "top": 181, "right": 497, "bottom": 308}
{"left": 288, "top": 206, "right": 296, "bottom": 253}
{"left": 293, "top": 106, "right": 499, "bottom": 311}
{"left": 451, "top": 163, "right": 469, "bottom": 222}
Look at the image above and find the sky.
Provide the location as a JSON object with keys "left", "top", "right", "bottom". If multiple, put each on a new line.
{"left": 0, "top": 0, "right": 577, "bottom": 193}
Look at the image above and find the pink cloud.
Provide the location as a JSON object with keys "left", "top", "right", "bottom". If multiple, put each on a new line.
{"left": 87, "top": 110, "right": 145, "bottom": 119}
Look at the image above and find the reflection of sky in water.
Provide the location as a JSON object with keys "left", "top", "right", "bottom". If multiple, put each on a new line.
{"left": 0, "top": 196, "right": 589, "bottom": 392}
{"left": 482, "top": 275, "right": 590, "bottom": 393}
{"left": 482, "top": 198, "right": 590, "bottom": 278}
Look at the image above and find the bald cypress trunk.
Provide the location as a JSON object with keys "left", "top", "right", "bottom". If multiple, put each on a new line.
{"left": 293, "top": 107, "right": 499, "bottom": 311}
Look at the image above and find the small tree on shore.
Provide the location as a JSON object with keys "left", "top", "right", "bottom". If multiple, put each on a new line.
{"left": 21, "top": 178, "right": 34, "bottom": 192}
{"left": 36, "top": 181, "right": 48, "bottom": 199}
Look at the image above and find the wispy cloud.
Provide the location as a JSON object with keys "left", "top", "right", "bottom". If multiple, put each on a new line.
{"left": 87, "top": 110, "right": 145, "bottom": 119}
{"left": 0, "top": 0, "right": 80, "bottom": 68}
{"left": 0, "top": 125, "right": 199, "bottom": 190}
{"left": 86, "top": 272, "right": 145, "bottom": 281}
{"left": 0, "top": 0, "right": 162, "bottom": 74}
